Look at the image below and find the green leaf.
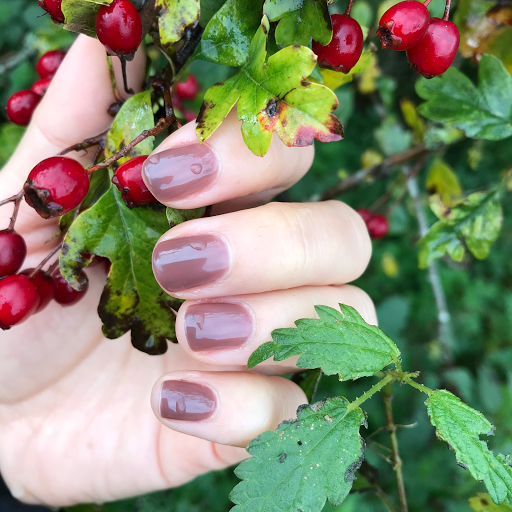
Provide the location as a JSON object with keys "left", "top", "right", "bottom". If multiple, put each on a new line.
{"left": 156, "top": 0, "right": 200, "bottom": 46}
{"left": 260, "top": 304, "right": 400, "bottom": 380}
{"left": 425, "top": 157, "right": 463, "bottom": 207}
{"left": 197, "top": 0, "right": 264, "bottom": 66}
{"left": 297, "top": 368, "right": 322, "bottom": 403}
{"left": 62, "top": 0, "right": 113, "bottom": 37}
{"left": 230, "top": 397, "right": 366, "bottom": 512}
{"left": 166, "top": 206, "right": 206, "bottom": 227}
{"left": 426, "top": 390, "right": 512, "bottom": 507}
{"left": 247, "top": 341, "right": 277, "bottom": 369}
{"left": 60, "top": 92, "right": 181, "bottom": 355}
{"left": 196, "top": 17, "right": 342, "bottom": 156}
{"left": 263, "top": 0, "right": 332, "bottom": 47}
{"left": 417, "top": 191, "right": 503, "bottom": 268}
{"left": 416, "top": 55, "right": 512, "bottom": 141}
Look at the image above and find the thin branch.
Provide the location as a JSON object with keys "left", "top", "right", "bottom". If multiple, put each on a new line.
{"left": 0, "top": 191, "right": 23, "bottom": 208}
{"left": 58, "top": 130, "right": 109, "bottom": 156}
{"left": 0, "top": 45, "right": 35, "bottom": 76}
{"left": 8, "top": 191, "right": 24, "bottom": 231}
{"left": 443, "top": 0, "right": 452, "bottom": 20}
{"left": 374, "top": 485, "right": 400, "bottom": 512}
{"left": 30, "top": 243, "right": 63, "bottom": 278}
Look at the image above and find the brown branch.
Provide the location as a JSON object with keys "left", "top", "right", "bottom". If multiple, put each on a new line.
{"left": 6, "top": 191, "right": 24, "bottom": 231}
{"left": 58, "top": 130, "right": 109, "bottom": 156}
{"left": 31, "top": 243, "right": 63, "bottom": 278}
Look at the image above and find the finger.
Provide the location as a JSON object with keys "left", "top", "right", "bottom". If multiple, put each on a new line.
{"left": 151, "top": 370, "right": 307, "bottom": 447}
{"left": 142, "top": 109, "right": 314, "bottom": 210}
{"left": 152, "top": 201, "right": 372, "bottom": 299}
{"left": 174, "top": 285, "right": 377, "bottom": 373}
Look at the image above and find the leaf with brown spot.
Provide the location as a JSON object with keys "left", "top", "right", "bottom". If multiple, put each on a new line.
{"left": 156, "top": 0, "right": 200, "bottom": 46}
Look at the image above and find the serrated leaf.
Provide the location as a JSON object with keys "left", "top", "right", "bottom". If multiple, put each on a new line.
{"left": 256, "top": 304, "right": 400, "bottom": 380}
{"left": 264, "top": 0, "right": 332, "bottom": 47}
{"left": 156, "top": 0, "right": 200, "bottom": 46}
{"left": 196, "top": 17, "right": 342, "bottom": 156}
{"left": 416, "top": 55, "right": 512, "bottom": 141}
{"left": 230, "top": 397, "right": 366, "bottom": 512}
{"left": 426, "top": 157, "right": 463, "bottom": 207}
{"left": 417, "top": 191, "right": 503, "bottom": 268}
{"left": 166, "top": 206, "right": 205, "bottom": 227}
{"left": 469, "top": 493, "right": 512, "bottom": 511}
{"left": 62, "top": 0, "right": 112, "bottom": 37}
{"left": 426, "top": 390, "right": 512, "bottom": 507}
{"left": 247, "top": 341, "right": 277, "bottom": 369}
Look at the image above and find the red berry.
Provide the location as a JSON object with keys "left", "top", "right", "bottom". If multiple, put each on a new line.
{"left": 6, "top": 90, "right": 40, "bottom": 126}
{"left": 112, "top": 156, "right": 157, "bottom": 208}
{"left": 312, "top": 14, "right": 363, "bottom": 73}
{"left": 175, "top": 75, "right": 200, "bottom": 100}
{"left": 20, "top": 269, "right": 55, "bottom": 312}
{"left": 0, "top": 230, "right": 27, "bottom": 278}
{"left": 24, "top": 157, "right": 90, "bottom": 219}
{"left": 367, "top": 214, "right": 389, "bottom": 239}
{"left": 31, "top": 78, "right": 52, "bottom": 96}
{"left": 406, "top": 18, "right": 460, "bottom": 78}
{"left": 52, "top": 269, "right": 89, "bottom": 306}
{"left": 356, "top": 208, "right": 373, "bottom": 224}
{"left": 95, "top": 0, "right": 142, "bottom": 56}
{"left": 377, "top": 1, "right": 430, "bottom": 51}
{"left": 38, "top": 0, "right": 65, "bottom": 24}
{"left": 0, "top": 275, "right": 40, "bottom": 330}
{"left": 36, "top": 50, "right": 66, "bottom": 79}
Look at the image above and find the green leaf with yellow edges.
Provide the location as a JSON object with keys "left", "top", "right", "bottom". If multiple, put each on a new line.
{"left": 426, "top": 157, "right": 463, "bottom": 207}
{"left": 156, "top": 0, "right": 200, "bottom": 46}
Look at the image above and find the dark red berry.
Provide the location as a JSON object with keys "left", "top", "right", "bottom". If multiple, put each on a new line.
{"left": 20, "top": 269, "right": 55, "bottom": 312}
{"left": 24, "top": 156, "right": 90, "bottom": 219}
{"left": 0, "top": 230, "right": 27, "bottom": 278}
{"left": 36, "top": 50, "right": 66, "bottom": 79}
{"left": 112, "top": 156, "right": 157, "bottom": 208}
{"left": 52, "top": 269, "right": 89, "bottom": 306}
{"left": 175, "top": 75, "right": 200, "bottom": 100}
{"left": 356, "top": 208, "right": 373, "bottom": 224}
{"left": 6, "top": 90, "right": 40, "bottom": 126}
{"left": 38, "top": 0, "right": 65, "bottom": 23}
{"left": 367, "top": 214, "right": 389, "bottom": 239}
{"left": 95, "top": 0, "right": 142, "bottom": 56}
{"left": 377, "top": 1, "right": 430, "bottom": 51}
{"left": 312, "top": 14, "right": 363, "bottom": 73}
{"left": 0, "top": 275, "right": 40, "bottom": 330}
{"left": 406, "top": 18, "right": 460, "bottom": 78}
{"left": 31, "top": 78, "right": 52, "bottom": 96}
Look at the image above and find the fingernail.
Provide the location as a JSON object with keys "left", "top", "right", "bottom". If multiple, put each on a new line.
{"left": 185, "top": 302, "right": 253, "bottom": 352}
{"left": 160, "top": 380, "right": 216, "bottom": 421}
{"left": 142, "top": 143, "right": 219, "bottom": 203}
{"left": 153, "top": 235, "right": 230, "bottom": 292}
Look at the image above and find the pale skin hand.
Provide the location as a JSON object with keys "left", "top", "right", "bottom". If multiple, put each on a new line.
{"left": 0, "top": 36, "right": 376, "bottom": 506}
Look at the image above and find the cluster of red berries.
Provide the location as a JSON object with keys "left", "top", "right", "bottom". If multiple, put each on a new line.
{"left": 6, "top": 50, "right": 66, "bottom": 126}
{"left": 173, "top": 75, "right": 201, "bottom": 123}
{"left": 357, "top": 208, "right": 390, "bottom": 239}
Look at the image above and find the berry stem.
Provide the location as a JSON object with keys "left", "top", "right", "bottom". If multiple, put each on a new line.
{"left": 58, "top": 129, "right": 109, "bottom": 156}
{"left": 344, "top": 0, "right": 354, "bottom": 16}
{"left": 7, "top": 191, "right": 24, "bottom": 231}
{"left": 443, "top": 0, "right": 451, "bottom": 20}
{"left": 0, "top": 191, "right": 23, "bottom": 208}
{"left": 30, "top": 242, "right": 63, "bottom": 278}
{"left": 422, "top": 0, "right": 433, "bottom": 7}
{"left": 119, "top": 56, "right": 134, "bottom": 95}
{"left": 47, "top": 259, "right": 60, "bottom": 276}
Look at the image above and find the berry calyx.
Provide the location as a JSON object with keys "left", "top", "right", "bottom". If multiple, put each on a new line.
{"left": 356, "top": 208, "right": 373, "bottom": 224}
{"left": 38, "top": 0, "right": 65, "bottom": 24}
{"left": 24, "top": 156, "right": 90, "bottom": 219}
{"left": 112, "top": 156, "right": 157, "bottom": 208}
{"left": 406, "top": 18, "right": 460, "bottom": 78}
{"left": 53, "top": 269, "right": 89, "bottom": 306}
{"left": 175, "top": 75, "right": 200, "bottom": 100}
{"left": 6, "top": 90, "right": 40, "bottom": 126}
{"left": 21, "top": 269, "right": 55, "bottom": 312}
{"left": 312, "top": 13, "right": 364, "bottom": 74}
{"left": 31, "top": 78, "right": 52, "bottom": 96}
{"left": 0, "top": 230, "right": 27, "bottom": 278}
{"left": 367, "top": 214, "right": 389, "bottom": 239}
{"left": 377, "top": 0, "right": 431, "bottom": 51}
{"left": 36, "top": 50, "right": 66, "bottom": 79}
{"left": 0, "top": 275, "right": 40, "bottom": 330}
{"left": 95, "top": 0, "right": 142, "bottom": 56}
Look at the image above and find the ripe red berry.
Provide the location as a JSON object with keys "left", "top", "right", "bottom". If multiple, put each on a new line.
{"left": 6, "top": 90, "right": 40, "bottom": 126}
{"left": 312, "top": 14, "right": 363, "bottom": 73}
{"left": 356, "top": 208, "right": 373, "bottom": 224}
{"left": 95, "top": 0, "right": 142, "bottom": 56}
{"left": 0, "top": 230, "right": 27, "bottom": 278}
{"left": 367, "top": 214, "right": 389, "bottom": 239}
{"left": 0, "top": 275, "right": 40, "bottom": 330}
{"left": 38, "top": 0, "right": 65, "bottom": 24}
{"left": 377, "top": 1, "right": 430, "bottom": 51}
{"left": 21, "top": 269, "right": 55, "bottom": 312}
{"left": 24, "top": 157, "right": 90, "bottom": 219}
{"left": 175, "top": 75, "right": 200, "bottom": 100}
{"left": 112, "top": 156, "right": 157, "bottom": 208}
{"left": 406, "top": 18, "right": 460, "bottom": 78}
{"left": 36, "top": 50, "right": 66, "bottom": 79}
{"left": 53, "top": 269, "right": 89, "bottom": 306}
{"left": 31, "top": 78, "right": 52, "bottom": 96}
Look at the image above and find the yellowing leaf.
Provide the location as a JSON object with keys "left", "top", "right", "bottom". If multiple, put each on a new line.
{"left": 358, "top": 54, "right": 381, "bottom": 95}
{"left": 400, "top": 98, "right": 425, "bottom": 142}
{"left": 382, "top": 252, "right": 399, "bottom": 278}
{"left": 361, "top": 148, "right": 383, "bottom": 168}
{"left": 320, "top": 50, "right": 373, "bottom": 91}
{"left": 426, "top": 157, "right": 463, "bottom": 206}
{"left": 469, "top": 493, "right": 512, "bottom": 511}
{"left": 156, "top": 0, "right": 200, "bottom": 45}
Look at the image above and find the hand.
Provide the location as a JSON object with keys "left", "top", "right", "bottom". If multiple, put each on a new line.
{"left": 0, "top": 35, "right": 375, "bottom": 506}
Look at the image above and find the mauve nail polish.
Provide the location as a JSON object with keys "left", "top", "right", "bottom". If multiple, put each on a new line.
{"left": 160, "top": 380, "right": 216, "bottom": 421}
{"left": 143, "top": 144, "right": 218, "bottom": 202}
{"left": 153, "top": 235, "right": 230, "bottom": 292}
{"left": 185, "top": 303, "right": 253, "bottom": 352}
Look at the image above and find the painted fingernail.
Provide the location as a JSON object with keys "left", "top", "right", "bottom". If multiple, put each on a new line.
{"left": 160, "top": 380, "right": 216, "bottom": 421}
{"left": 142, "top": 143, "right": 219, "bottom": 203}
{"left": 185, "top": 303, "right": 253, "bottom": 352}
{"left": 153, "top": 235, "right": 230, "bottom": 292}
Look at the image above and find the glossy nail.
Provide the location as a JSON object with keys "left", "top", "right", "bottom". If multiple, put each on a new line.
{"left": 142, "top": 143, "right": 218, "bottom": 203}
{"left": 185, "top": 302, "right": 253, "bottom": 352}
{"left": 153, "top": 235, "right": 230, "bottom": 292}
{"left": 160, "top": 380, "right": 216, "bottom": 421}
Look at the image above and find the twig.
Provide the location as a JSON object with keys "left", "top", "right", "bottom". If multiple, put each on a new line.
{"left": 174, "top": 23, "right": 205, "bottom": 72}
{"left": 58, "top": 130, "right": 109, "bottom": 156}
{"left": 119, "top": 56, "right": 134, "bottom": 95}
{"left": 0, "top": 45, "right": 35, "bottom": 76}
{"left": 384, "top": 383, "right": 408, "bottom": 512}
{"left": 0, "top": 191, "right": 23, "bottom": 208}
{"left": 30, "top": 243, "right": 63, "bottom": 278}
{"left": 375, "top": 485, "right": 400, "bottom": 512}
{"left": 7, "top": 191, "right": 24, "bottom": 231}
